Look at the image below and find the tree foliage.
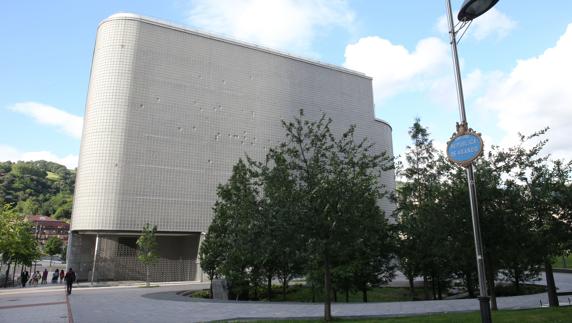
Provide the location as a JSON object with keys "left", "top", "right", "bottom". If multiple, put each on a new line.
{"left": 1, "top": 204, "right": 41, "bottom": 287}
{"left": 396, "top": 120, "right": 572, "bottom": 308}
{"left": 44, "top": 236, "right": 63, "bottom": 266}
{"left": 137, "top": 223, "right": 158, "bottom": 287}
{"left": 201, "top": 111, "right": 396, "bottom": 320}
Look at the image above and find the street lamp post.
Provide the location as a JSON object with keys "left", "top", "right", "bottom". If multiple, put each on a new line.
{"left": 445, "top": 1, "right": 499, "bottom": 323}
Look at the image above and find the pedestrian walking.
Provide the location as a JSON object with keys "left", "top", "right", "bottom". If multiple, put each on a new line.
{"left": 64, "top": 268, "right": 76, "bottom": 295}
{"left": 59, "top": 268, "right": 64, "bottom": 283}
{"left": 32, "top": 271, "right": 39, "bottom": 286}
{"left": 42, "top": 268, "right": 48, "bottom": 284}
{"left": 20, "top": 270, "right": 29, "bottom": 287}
{"left": 52, "top": 269, "right": 59, "bottom": 283}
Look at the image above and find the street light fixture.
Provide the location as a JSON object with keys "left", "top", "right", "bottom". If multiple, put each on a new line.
{"left": 445, "top": 0, "right": 500, "bottom": 323}
{"left": 458, "top": 0, "right": 499, "bottom": 21}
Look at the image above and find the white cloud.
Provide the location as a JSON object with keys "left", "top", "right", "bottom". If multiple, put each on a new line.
{"left": 476, "top": 23, "right": 572, "bottom": 160}
{"left": 0, "top": 145, "right": 78, "bottom": 169}
{"left": 186, "top": 0, "right": 354, "bottom": 54}
{"left": 436, "top": 8, "right": 516, "bottom": 41}
{"left": 343, "top": 36, "right": 450, "bottom": 103}
{"left": 8, "top": 102, "right": 83, "bottom": 139}
{"left": 428, "top": 68, "right": 504, "bottom": 110}
{"left": 471, "top": 8, "right": 517, "bottom": 41}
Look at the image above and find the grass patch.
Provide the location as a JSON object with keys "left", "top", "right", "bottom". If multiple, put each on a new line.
{"left": 251, "top": 306, "right": 572, "bottom": 322}
{"left": 189, "top": 289, "right": 210, "bottom": 298}
{"left": 553, "top": 254, "right": 572, "bottom": 269}
{"left": 262, "top": 285, "right": 417, "bottom": 303}
{"left": 191, "top": 283, "right": 547, "bottom": 303}
{"left": 189, "top": 285, "right": 424, "bottom": 302}
{"left": 46, "top": 171, "right": 60, "bottom": 181}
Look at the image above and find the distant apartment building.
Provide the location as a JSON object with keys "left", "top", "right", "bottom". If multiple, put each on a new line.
{"left": 69, "top": 13, "right": 396, "bottom": 282}
{"left": 26, "top": 215, "right": 70, "bottom": 246}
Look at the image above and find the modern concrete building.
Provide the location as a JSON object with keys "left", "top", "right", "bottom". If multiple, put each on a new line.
{"left": 69, "top": 13, "right": 395, "bottom": 282}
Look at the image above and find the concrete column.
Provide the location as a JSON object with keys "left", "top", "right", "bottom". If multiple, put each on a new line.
{"left": 65, "top": 231, "right": 73, "bottom": 271}
{"left": 90, "top": 233, "right": 100, "bottom": 286}
{"left": 196, "top": 232, "right": 206, "bottom": 282}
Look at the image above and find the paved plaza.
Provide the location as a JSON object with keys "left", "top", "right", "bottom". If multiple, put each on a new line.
{"left": 0, "top": 273, "right": 571, "bottom": 323}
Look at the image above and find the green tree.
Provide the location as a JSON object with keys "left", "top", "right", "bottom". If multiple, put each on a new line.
{"left": 199, "top": 233, "right": 224, "bottom": 298}
{"left": 208, "top": 159, "right": 261, "bottom": 299}
{"left": 341, "top": 201, "right": 396, "bottom": 302}
{"left": 1, "top": 205, "right": 40, "bottom": 287}
{"left": 137, "top": 223, "right": 159, "bottom": 287}
{"left": 396, "top": 119, "right": 450, "bottom": 300}
{"left": 44, "top": 236, "right": 63, "bottom": 266}
{"left": 15, "top": 198, "right": 41, "bottom": 215}
{"left": 508, "top": 131, "right": 572, "bottom": 307}
{"left": 255, "top": 151, "right": 306, "bottom": 300}
{"left": 275, "top": 111, "right": 393, "bottom": 320}
{"left": 201, "top": 112, "right": 395, "bottom": 318}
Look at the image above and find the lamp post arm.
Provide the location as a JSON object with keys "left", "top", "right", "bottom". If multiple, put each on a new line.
{"left": 446, "top": 0, "right": 468, "bottom": 124}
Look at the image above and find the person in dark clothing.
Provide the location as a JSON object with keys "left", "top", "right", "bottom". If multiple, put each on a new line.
{"left": 64, "top": 268, "right": 76, "bottom": 295}
{"left": 21, "top": 270, "right": 29, "bottom": 287}
{"left": 52, "top": 269, "right": 59, "bottom": 283}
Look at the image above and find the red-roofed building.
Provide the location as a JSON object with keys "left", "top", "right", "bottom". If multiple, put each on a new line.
{"left": 25, "top": 215, "right": 70, "bottom": 246}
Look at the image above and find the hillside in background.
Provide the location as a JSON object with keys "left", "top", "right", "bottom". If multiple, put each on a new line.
{"left": 0, "top": 160, "right": 75, "bottom": 219}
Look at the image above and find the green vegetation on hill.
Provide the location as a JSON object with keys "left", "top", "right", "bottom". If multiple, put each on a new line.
{"left": 0, "top": 160, "right": 75, "bottom": 219}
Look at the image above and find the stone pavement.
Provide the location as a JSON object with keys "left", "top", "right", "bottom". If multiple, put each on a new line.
{"left": 0, "top": 273, "right": 571, "bottom": 323}
{"left": 0, "top": 284, "right": 70, "bottom": 323}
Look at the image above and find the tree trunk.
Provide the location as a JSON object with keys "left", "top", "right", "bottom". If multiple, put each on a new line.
{"left": 437, "top": 273, "right": 442, "bottom": 300}
{"left": 345, "top": 288, "right": 349, "bottom": 302}
{"left": 423, "top": 276, "right": 429, "bottom": 300}
{"left": 362, "top": 283, "right": 368, "bottom": 303}
{"left": 267, "top": 275, "right": 272, "bottom": 300}
{"left": 3, "top": 263, "right": 11, "bottom": 288}
{"left": 11, "top": 263, "right": 17, "bottom": 287}
{"left": 146, "top": 265, "right": 150, "bottom": 287}
{"left": 466, "top": 273, "right": 475, "bottom": 298}
{"left": 282, "top": 279, "right": 288, "bottom": 300}
{"left": 324, "top": 256, "right": 332, "bottom": 321}
{"left": 333, "top": 288, "right": 337, "bottom": 302}
{"left": 408, "top": 276, "right": 416, "bottom": 300}
{"left": 486, "top": 262, "right": 497, "bottom": 311}
{"left": 311, "top": 282, "right": 316, "bottom": 303}
{"left": 514, "top": 268, "right": 521, "bottom": 294}
{"left": 544, "top": 261, "right": 559, "bottom": 307}
{"left": 210, "top": 279, "right": 214, "bottom": 299}
{"left": 431, "top": 274, "right": 437, "bottom": 300}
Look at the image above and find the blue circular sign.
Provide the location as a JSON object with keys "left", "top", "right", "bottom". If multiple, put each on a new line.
{"left": 447, "top": 133, "right": 483, "bottom": 166}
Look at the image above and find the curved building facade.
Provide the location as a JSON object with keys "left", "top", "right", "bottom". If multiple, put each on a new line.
{"left": 69, "top": 13, "right": 395, "bottom": 282}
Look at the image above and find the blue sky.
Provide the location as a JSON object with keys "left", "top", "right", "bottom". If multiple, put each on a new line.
{"left": 1, "top": 0, "right": 572, "bottom": 168}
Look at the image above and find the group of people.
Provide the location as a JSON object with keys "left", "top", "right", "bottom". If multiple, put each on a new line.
{"left": 20, "top": 268, "right": 77, "bottom": 294}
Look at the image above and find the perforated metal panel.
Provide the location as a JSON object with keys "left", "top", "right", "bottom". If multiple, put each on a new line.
{"left": 71, "top": 14, "right": 395, "bottom": 234}
{"left": 69, "top": 233, "right": 198, "bottom": 282}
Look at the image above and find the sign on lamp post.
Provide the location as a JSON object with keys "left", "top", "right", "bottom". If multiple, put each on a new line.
{"left": 447, "top": 122, "right": 484, "bottom": 167}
